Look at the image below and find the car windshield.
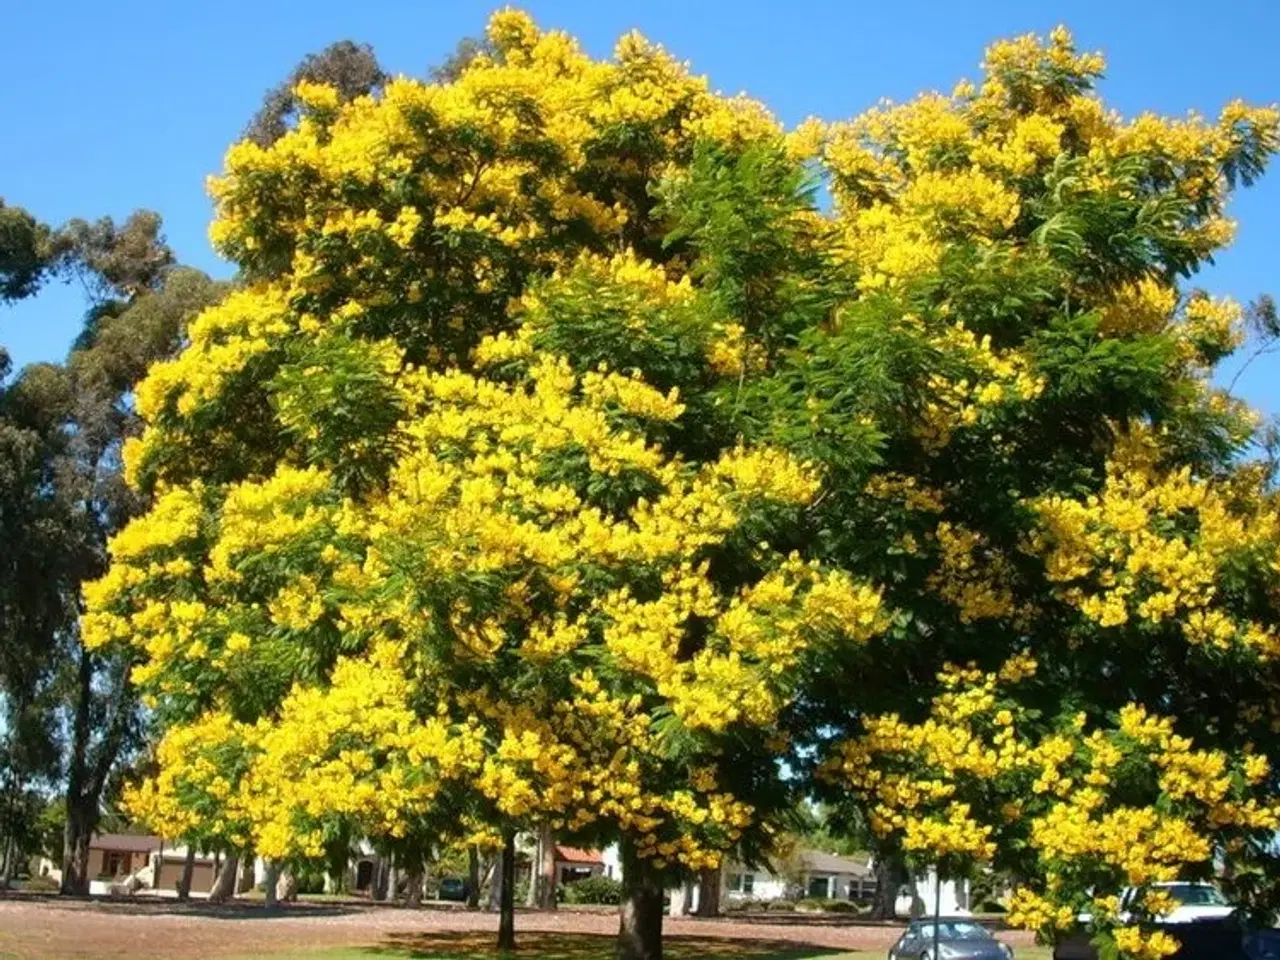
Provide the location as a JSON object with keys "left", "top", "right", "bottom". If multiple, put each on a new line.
{"left": 914, "top": 922, "right": 992, "bottom": 941}
{"left": 1165, "top": 884, "right": 1228, "bottom": 906}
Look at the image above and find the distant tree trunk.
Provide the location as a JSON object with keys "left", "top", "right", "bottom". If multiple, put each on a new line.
{"left": 177, "top": 847, "right": 196, "bottom": 901}
{"left": 694, "top": 865, "right": 721, "bottom": 918}
{"left": 209, "top": 853, "right": 240, "bottom": 903}
{"left": 277, "top": 868, "right": 298, "bottom": 902}
{"left": 0, "top": 833, "right": 14, "bottom": 889}
{"left": 497, "top": 831, "right": 516, "bottom": 951}
{"left": 467, "top": 846, "right": 481, "bottom": 909}
{"left": 489, "top": 848, "right": 503, "bottom": 910}
{"left": 618, "top": 836, "right": 664, "bottom": 960}
{"left": 535, "top": 821, "right": 557, "bottom": 909}
{"left": 406, "top": 863, "right": 423, "bottom": 907}
{"left": 870, "top": 854, "right": 905, "bottom": 921}
{"left": 61, "top": 647, "right": 133, "bottom": 896}
{"left": 387, "top": 855, "right": 398, "bottom": 903}
{"left": 525, "top": 835, "right": 538, "bottom": 909}
{"left": 264, "top": 861, "right": 280, "bottom": 907}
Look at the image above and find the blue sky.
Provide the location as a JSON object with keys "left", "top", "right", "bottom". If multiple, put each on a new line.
{"left": 2, "top": 0, "right": 1277, "bottom": 406}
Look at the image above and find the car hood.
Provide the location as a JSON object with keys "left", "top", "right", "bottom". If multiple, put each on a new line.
{"left": 935, "top": 943, "right": 1010, "bottom": 959}
{"left": 1164, "top": 905, "right": 1236, "bottom": 923}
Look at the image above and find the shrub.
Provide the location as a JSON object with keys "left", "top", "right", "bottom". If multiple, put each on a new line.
{"left": 23, "top": 875, "right": 58, "bottom": 893}
{"left": 977, "top": 899, "right": 1007, "bottom": 913}
{"left": 562, "top": 875, "right": 622, "bottom": 905}
{"left": 767, "top": 898, "right": 798, "bottom": 911}
{"left": 294, "top": 865, "right": 327, "bottom": 895}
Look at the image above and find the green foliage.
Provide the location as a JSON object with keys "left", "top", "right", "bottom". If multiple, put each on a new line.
{"left": 245, "top": 41, "right": 385, "bottom": 147}
{"left": 563, "top": 875, "right": 623, "bottom": 905}
{"left": 0, "top": 207, "right": 223, "bottom": 889}
{"left": 0, "top": 200, "right": 55, "bottom": 303}
{"left": 657, "top": 144, "right": 837, "bottom": 358}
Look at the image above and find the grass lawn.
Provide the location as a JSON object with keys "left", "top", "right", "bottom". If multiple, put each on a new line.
{"left": 225, "top": 933, "right": 1055, "bottom": 960}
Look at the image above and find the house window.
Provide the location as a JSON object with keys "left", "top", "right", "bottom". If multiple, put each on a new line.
{"left": 728, "top": 872, "right": 754, "bottom": 894}
{"left": 560, "top": 866, "right": 594, "bottom": 885}
{"left": 807, "top": 875, "right": 831, "bottom": 898}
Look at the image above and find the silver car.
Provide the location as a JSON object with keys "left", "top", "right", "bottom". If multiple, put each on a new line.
{"left": 888, "top": 919, "right": 1015, "bottom": 960}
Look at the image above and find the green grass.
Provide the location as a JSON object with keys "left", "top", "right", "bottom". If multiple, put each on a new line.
{"left": 223, "top": 932, "right": 1055, "bottom": 960}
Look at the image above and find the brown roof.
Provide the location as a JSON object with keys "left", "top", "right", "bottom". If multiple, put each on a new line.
{"left": 92, "top": 834, "right": 162, "bottom": 853}
{"left": 554, "top": 845, "right": 603, "bottom": 864}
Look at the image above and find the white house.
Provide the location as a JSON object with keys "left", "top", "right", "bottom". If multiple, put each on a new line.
{"left": 724, "top": 849, "right": 878, "bottom": 902}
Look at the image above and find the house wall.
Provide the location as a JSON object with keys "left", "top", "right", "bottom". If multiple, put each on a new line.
{"left": 92, "top": 847, "right": 142, "bottom": 878}
{"left": 724, "top": 867, "right": 788, "bottom": 901}
{"left": 600, "top": 844, "right": 621, "bottom": 880}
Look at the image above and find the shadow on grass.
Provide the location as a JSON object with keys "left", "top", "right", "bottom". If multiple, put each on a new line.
{"left": 0, "top": 891, "right": 360, "bottom": 920}
{"left": 372, "top": 931, "right": 850, "bottom": 960}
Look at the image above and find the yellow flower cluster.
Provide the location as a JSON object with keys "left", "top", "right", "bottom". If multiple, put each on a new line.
{"left": 1026, "top": 430, "right": 1280, "bottom": 658}
{"left": 928, "top": 521, "right": 1019, "bottom": 623}
{"left": 826, "top": 660, "right": 1280, "bottom": 960}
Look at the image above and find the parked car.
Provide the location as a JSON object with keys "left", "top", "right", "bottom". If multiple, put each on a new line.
{"left": 888, "top": 919, "right": 1014, "bottom": 959}
{"left": 1054, "top": 919, "right": 1263, "bottom": 959}
{"left": 1119, "top": 883, "right": 1234, "bottom": 924}
{"left": 437, "top": 877, "right": 470, "bottom": 902}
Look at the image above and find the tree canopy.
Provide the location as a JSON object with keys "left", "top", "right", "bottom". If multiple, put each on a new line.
{"left": 80, "top": 12, "right": 1280, "bottom": 960}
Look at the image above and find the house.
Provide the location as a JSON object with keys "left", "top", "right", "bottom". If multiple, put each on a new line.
{"left": 85, "top": 834, "right": 163, "bottom": 884}
{"left": 724, "top": 849, "right": 878, "bottom": 902}
{"left": 553, "top": 845, "right": 604, "bottom": 886}
{"left": 36, "top": 833, "right": 164, "bottom": 895}
{"left": 37, "top": 835, "right": 242, "bottom": 897}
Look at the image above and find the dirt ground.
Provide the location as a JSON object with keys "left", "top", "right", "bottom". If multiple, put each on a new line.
{"left": 0, "top": 896, "right": 1036, "bottom": 960}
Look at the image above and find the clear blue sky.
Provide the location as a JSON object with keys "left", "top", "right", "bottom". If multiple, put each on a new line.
{"left": 2, "top": 0, "right": 1277, "bottom": 406}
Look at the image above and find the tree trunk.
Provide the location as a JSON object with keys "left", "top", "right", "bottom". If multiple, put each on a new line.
{"left": 467, "top": 846, "right": 481, "bottom": 909}
{"left": 618, "top": 837, "right": 664, "bottom": 960}
{"left": 535, "top": 821, "right": 557, "bottom": 909}
{"left": 59, "top": 800, "right": 93, "bottom": 895}
{"left": 525, "top": 833, "right": 539, "bottom": 909}
{"left": 497, "top": 831, "right": 516, "bottom": 952}
{"left": 870, "top": 853, "right": 905, "bottom": 921}
{"left": 177, "top": 847, "right": 196, "bottom": 901}
{"left": 406, "top": 864, "right": 423, "bottom": 907}
{"left": 277, "top": 868, "right": 298, "bottom": 902}
{"left": 264, "top": 861, "right": 280, "bottom": 907}
{"left": 61, "top": 646, "right": 133, "bottom": 896}
{"left": 209, "top": 853, "right": 240, "bottom": 903}
{"left": 694, "top": 865, "right": 721, "bottom": 918}
{"left": 674, "top": 879, "right": 694, "bottom": 916}
{"left": 387, "top": 855, "right": 398, "bottom": 903}
{"left": 489, "top": 848, "right": 503, "bottom": 910}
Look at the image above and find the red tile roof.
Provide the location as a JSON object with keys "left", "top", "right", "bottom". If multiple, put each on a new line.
{"left": 554, "top": 845, "right": 603, "bottom": 864}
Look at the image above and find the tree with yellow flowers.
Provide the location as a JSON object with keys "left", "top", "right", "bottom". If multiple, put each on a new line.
{"left": 83, "top": 10, "right": 1280, "bottom": 960}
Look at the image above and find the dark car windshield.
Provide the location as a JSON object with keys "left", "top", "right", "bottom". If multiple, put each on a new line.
{"left": 914, "top": 922, "right": 993, "bottom": 941}
{"left": 1165, "top": 884, "right": 1228, "bottom": 906}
